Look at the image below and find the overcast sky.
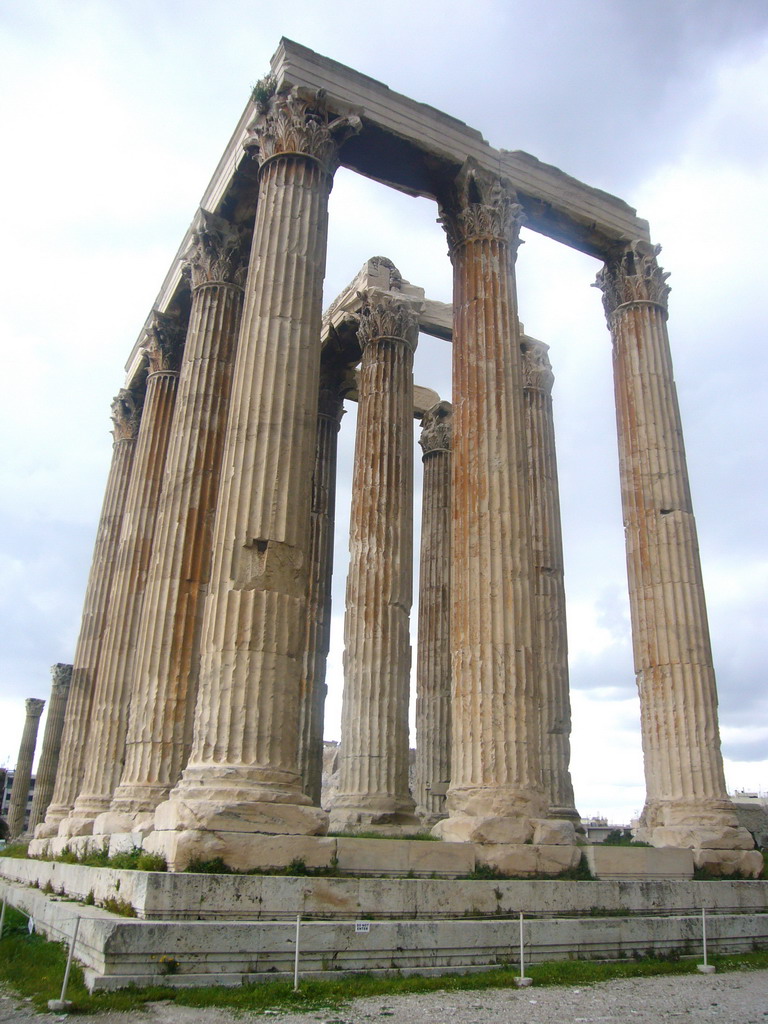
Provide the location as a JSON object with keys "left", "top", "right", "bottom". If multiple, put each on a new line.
{"left": 1, "top": 0, "right": 766, "bottom": 824}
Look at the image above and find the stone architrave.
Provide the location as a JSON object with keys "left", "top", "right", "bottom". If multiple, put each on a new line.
{"left": 414, "top": 401, "right": 453, "bottom": 825}
{"left": 298, "top": 372, "right": 346, "bottom": 806}
{"left": 596, "top": 241, "right": 752, "bottom": 854}
{"left": 435, "top": 162, "right": 553, "bottom": 845}
{"left": 521, "top": 338, "right": 579, "bottom": 823}
{"left": 35, "top": 387, "right": 143, "bottom": 838}
{"left": 330, "top": 290, "right": 420, "bottom": 831}
{"left": 26, "top": 664, "right": 72, "bottom": 834}
{"left": 96, "top": 213, "right": 247, "bottom": 834}
{"left": 152, "top": 89, "right": 360, "bottom": 849}
{"left": 7, "top": 698, "right": 45, "bottom": 839}
{"left": 61, "top": 312, "right": 184, "bottom": 836}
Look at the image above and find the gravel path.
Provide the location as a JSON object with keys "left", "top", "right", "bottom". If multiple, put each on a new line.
{"left": 3, "top": 970, "right": 768, "bottom": 1023}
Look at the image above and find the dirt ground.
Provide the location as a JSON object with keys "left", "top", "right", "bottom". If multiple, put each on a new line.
{"left": 3, "top": 969, "right": 768, "bottom": 1024}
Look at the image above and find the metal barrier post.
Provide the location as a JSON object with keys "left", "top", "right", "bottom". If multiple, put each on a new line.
{"left": 697, "top": 906, "right": 716, "bottom": 974}
{"left": 0, "top": 897, "right": 6, "bottom": 940}
{"left": 514, "top": 911, "right": 533, "bottom": 987}
{"left": 48, "top": 916, "right": 81, "bottom": 1010}
{"left": 293, "top": 914, "right": 301, "bottom": 991}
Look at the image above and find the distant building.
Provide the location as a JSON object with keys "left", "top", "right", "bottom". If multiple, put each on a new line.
{"left": 580, "top": 816, "right": 632, "bottom": 843}
{"left": 0, "top": 769, "right": 36, "bottom": 832}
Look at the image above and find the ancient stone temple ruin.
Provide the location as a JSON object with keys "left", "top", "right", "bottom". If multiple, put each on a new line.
{"left": 29, "top": 39, "right": 759, "bottom": 879}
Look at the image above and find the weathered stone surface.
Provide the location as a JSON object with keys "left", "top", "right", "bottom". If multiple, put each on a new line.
{"left": 62, "top": 314, "right": 184, "bottom": 837}
{"left": 7, "top": 698, "right": 45, "bottom": 839}
{"left": 531, "top": 818, "right": 576, "bottom": 846}
{"left": 334, "top": 837, "right": 473, "bottom": 877}
{"left": 435, "top": 814, "right": 533, "bottom": 846}
{"left": 596, "top": 241, "right": 753, "bottom": 855}
{"left": 437, "top": 161, "right": 548, "bottom": 841}
{"left": 331, "top": 288, "right": 419, "bottom": 832}
{"left": 297, "top": 376, "right": 345, "bottom": 805}
{"left": 26, "top": 665, "right": 72, "bottom": 834}
{"left": 35, "top": 388, "right": 142, "bottom": 838}
{"left": 522, "top": 338, "right": 579, "bottom": 824}
{"left": 144, "top": 829, "right": 337, "bottom": 873}
{"left": 584, "top": 845, "right": 694, "bottom": 880}
{"left": 653, "top": 825, "right": 755, "bottom": 851}
{"left": 155, "top": 92, "right": 359, "bottom": 852}
{"left": 100, "top": 213, "right": 246, "bottom": 834}
{"left": 414, "top": 402, "right": 452, "bottom": 825}
{"left": 474, "top": 843, "right": 581, "bottom": 877}
{"left": 693, "top": 849, "right": 764, "bottom": 879}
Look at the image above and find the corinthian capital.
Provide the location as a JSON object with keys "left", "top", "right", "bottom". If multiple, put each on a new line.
{"left": 438, "top": 160, "right": 523, "bottom": 255}
{"left": 25, "top": 698, "right": 45, "bottom": 719}
{"left": 419, "top": 401, "right": 453, "bottom": 456}
{"left": 184, "top": 210, "right": 247, "bottom": 290}
{"left": 50, "top": 663, "right": 73, "bottom": 696}
{"left": 594, "top": 240, "right": 671, "bottom": 321}
{"left": 143, "top": 310, "right": 185, "bottom": 374}
{"left": 245, "top": 87, "right": 361, "bottom": 177}
{"left": 356, "top": 289, "right": 420, "bottom": 352}
{"left": 521, "top": 339, "right": 554, "bottom": 394}
{"left": 111, "top": 386, "right": 143, "bottom": 442}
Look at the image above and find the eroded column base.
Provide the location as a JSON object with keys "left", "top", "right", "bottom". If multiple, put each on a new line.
{"left": 434, "top": 813, "right": 573, "bottom": 847}
{"left": 692, "top": 848, "right": 764, "bottom": 878}
{"left": 636, "top": 799, "right": 755, "bottom": 854}
{"left": 329, "top": 795, "right": 420, "bottom": 834}
{"left": 57, "top": 816, "right": 97, "bottom": 838}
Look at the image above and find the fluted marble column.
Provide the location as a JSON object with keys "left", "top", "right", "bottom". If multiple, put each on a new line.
{"left": 61, "top": 312, "right": 184, "bottom": 836}
{"left": 97, "top": 215, "right": 247, "bottom": 834}
{"left": 298, "top": 373, "right": 345, "bottom": 805}
{"left": 435, "top": 162, "right": 549, "bottom": 844}
{"left": 596, "top": 241, "right": 752, "bottom": 853}
{"left": 330, "top": 290, "right": 419, "bottom": 831}
{"left": 35, "top": 388, "right": 143, "bottom": 838}
{"left": 414, "top": 401, "right": 452, "bottom": 824}
{"left": 8, "top": 698, "right": 45, "bottom": 839}
{"left": 26, "top": 664, "right": 72, "bottom": 834}
{"left": 521, "top": 339, "right": 579, "bottom": 823}
{"left": 154, "top": 89, "right": 360, "bottom": 845}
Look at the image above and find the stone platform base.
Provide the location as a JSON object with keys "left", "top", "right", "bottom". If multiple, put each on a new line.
{"left": 4, "top": 858, "right": 767, "bottom": 923}
{"left": 1, "top": 874, "right": 767, "bottom": 991}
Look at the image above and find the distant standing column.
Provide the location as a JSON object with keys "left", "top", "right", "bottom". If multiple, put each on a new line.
{"left": 330, "top": 290, "right": 419, "bottom": 831}
{"left": 98, "top": 213, "right": 247, "bottom": 834}
{"left": 414, "top": 401, "right": 453, "bottom": 825}
{"left": 521, "top": 338, "right": 579, "bottom": 823}
{"left": 62, "top": 312, "right": 184, "bottom": 836}
{"left": 26, "top": 664, "right": 72, "bottom": 834}
{"left": 7, "top": 698, "right": 45, "bottom": 840}
{"left": 154, "top": 89, "right": 359, "bottom": 849}
{"left": 436, "top": 162, "right": 549, "bottom": 844}
{"left": 298, "top": 372, "right": 345, "bottom": 805}
{"left": 34, "top": 387, "right": 143, "bottom": 839}
{"left": 596, "top": 240, "right": 752, "bottom": 853}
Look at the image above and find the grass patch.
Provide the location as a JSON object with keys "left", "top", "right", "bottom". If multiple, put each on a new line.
{"left": 0, "top": 841, "right": 30, "bottom": 859}
{"left": 1, "top": 904, "right": 767, "bottom": 1015}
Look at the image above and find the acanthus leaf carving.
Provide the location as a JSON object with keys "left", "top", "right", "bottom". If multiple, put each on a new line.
{"left": 521, "top": 339, "right": 554, "bottom": 394}
{"left": 594, "top": 240, "right": 671, "bottom": 321}
{"left": 356, "top": 288, "right": 419, "bottom": 352}
{"left": 438, "top": 160, "right": 523, "bottom": 256}
{"left": 50, "top": 663, "right": 73, "bottom": 696}
{"left": 111, "top": 386, "right": 144, "bottom": 442}
{"left": 183, "top": 210, "right": 248, "bottom": 290}
{"left": 142, "top": 310, "right": 186, "bottom": 375}
{"left": 245, "top": 87, "right": 361, "bottom": 177}
{"left": 419, "top": 401, "right": 453, "bottom": 455}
